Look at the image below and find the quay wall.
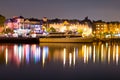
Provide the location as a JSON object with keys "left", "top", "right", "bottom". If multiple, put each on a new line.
{"left": 0, "top": 37, "right": 120, "bottom": 43}
{"left": 39, "top": 37, "right": 94, "bottom": 43}
{"left": 0, "top": 37, "right": 39, "bottom": 43}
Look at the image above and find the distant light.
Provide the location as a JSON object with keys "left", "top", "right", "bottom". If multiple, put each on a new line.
{"left": 5, "top": 48, "right": 8, "bottom": 64}
{"left": 63, "top": 48, "right": 66, "bottom": 66}
{"left": 69, "top": 53, "right": 72, "bottom": 67}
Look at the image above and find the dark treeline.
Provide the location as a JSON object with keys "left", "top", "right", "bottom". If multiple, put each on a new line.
{"left": 0, "top": 14, "right": 6, "bottom": 27}
{"left": 1, "top": 14, "right": 120, "bottom": 26}
{"left": 48, "top": 18, "right": 80, "bottom": 23}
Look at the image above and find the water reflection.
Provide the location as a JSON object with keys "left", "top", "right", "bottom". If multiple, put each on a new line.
{"left": 0, "top": 42, "right": 120, "bottom": 67}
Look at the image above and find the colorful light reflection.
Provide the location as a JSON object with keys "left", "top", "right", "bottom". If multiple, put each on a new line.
{"left": 0, "top": 42, "right": 120, "bottom": 68}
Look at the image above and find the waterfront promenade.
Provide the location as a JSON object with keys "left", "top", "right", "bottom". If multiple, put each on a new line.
{"left": 39, "top": 37, "right": 94, "bottom": 43}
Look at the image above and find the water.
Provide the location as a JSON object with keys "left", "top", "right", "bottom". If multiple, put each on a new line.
{"left": 0, "top": 42, "right": 120, "bottom": 80}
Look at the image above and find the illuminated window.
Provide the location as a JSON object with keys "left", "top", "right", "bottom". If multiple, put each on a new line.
{"left": 97, "top": 25, "right": 100, "bottom": 27}
{"left": 97, "top": 28, "right": 100, "bottom": 30}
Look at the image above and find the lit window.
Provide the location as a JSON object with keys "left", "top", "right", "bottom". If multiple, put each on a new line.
{"left": 97, "top": 25, "right": 100, "bottom": 27}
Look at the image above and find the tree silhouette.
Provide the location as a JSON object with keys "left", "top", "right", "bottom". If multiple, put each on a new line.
{"left": 0, "top": 14, "right": 6, "bottom": 27}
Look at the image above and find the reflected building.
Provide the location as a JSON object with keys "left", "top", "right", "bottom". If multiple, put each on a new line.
{"left": 0, "top": 42, "right": 120, "bottom": 67}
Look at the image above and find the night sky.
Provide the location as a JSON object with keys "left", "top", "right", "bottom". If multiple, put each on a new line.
{"left": 0, "top": 0, "right": 120, "bottom": 21}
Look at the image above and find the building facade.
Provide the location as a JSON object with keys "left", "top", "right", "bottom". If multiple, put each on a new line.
{"left": 93, "top": 21, "right": 120, "bottom": 38}
{"left": 5, "top": 16, "right": 42, "bottom": 37}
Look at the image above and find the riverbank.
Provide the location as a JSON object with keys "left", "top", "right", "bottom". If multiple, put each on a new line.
{"left": 93, "top": 38, "right": 120, "bottom": 43}
{"left": 40, "top": 37, "right": 120, "bottom": 43}
{"left": 39, "top": 37, "right": 94, "bottom": 43}
{"left": 0, "top": 37, "right": 120, "bottom": 43}
{"left": 0, "top": 37, "right": 39, "bottom": 43}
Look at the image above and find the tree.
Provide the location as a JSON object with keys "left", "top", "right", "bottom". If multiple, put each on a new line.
{"left": 0, "top": 14, "right": 6, "bottom": 27}
{"left": 2, "top": 27, "right": 13, "bottom": 34}
{"left": 47, "top": 27, "right": 56, "bottom": 32}
{"left": 77, "top": 29, "right": 83, "bottom": 34}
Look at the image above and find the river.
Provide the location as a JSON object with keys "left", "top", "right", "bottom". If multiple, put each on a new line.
{"left": 0, "top": 42, "right": 120, "bottom": 80}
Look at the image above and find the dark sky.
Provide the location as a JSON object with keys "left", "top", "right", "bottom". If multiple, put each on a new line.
{"left": 0, "top": 0, "right": 120, "bottom": 21}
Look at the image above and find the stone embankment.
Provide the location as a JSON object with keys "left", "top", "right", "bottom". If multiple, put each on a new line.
{"left": 39, "top": 37, "right": 94, "bottom": 43}
{"left": 0, "top": 36, "right": 120, "bottom": 43}
{"left": 0, "top": 37, "right": 39, "bottom": 43}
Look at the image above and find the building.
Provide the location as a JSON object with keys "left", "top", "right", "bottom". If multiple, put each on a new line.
{"left": 49, "top": 20, "right": 92, "bottom": 37}
{"left": 107, "top": 22, "right": 120, "bottom": 38}
{"left": 93, "top": 20, "right": 120, "bottom": 38}
{"left": 93, "top": 20, "right": 108, "bottom": 38}
{"left": 4, "top": 16, "right": 93, "bottom": 37}
{"left": 5, "top": 16, "right": 42, "bottom": 37}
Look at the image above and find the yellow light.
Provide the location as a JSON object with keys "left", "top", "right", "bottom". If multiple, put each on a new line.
{"left": 42, "top": 51, "right": 45, "bottom": 67}
{"left": 108, "top": 46, "right": 110, "bottom": 64}
{"left": 69, "top": 53, "right": 72, "bottom": 67}
{"left": 73, "top": 48, "right": 76, "bottom": 66}
{"left": 93, "top": 45, "right": 96, "bottom": 63}
{"left": 84, "top": 45, "right": 87, "bottom": 63}
{"left": 113, "top": 45, "right": 116, "bottom": 63}
{"left": 63, "top": 48, "right": 66, "bottom": 66}
{"left": 116, "top": 45, "right": 119, "bottom": 65}
{"left": 5, "top": 48, "right": 8, "bottom": 64}
{"left": 86, "top": 47, "right": 89, "bottom": 63}
{"left": 101, "top": 44, "right": 104, "bottom": 62}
